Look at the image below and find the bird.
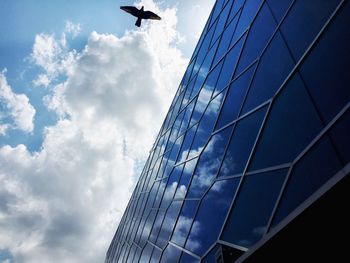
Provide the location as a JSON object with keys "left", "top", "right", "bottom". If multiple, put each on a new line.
{"left": 120, "top": 5, "right": 161, "bottom": 27}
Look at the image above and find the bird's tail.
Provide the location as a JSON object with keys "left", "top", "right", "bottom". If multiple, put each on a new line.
{"left": 135, "top": 17, "right": 142, "bottom": 27}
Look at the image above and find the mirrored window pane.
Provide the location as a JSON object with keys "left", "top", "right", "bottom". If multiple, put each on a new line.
{"left": 160, "top": 244, "right": 182, "bottom": 263}
{"left": 280, "top": 0, "right": 340, "bottom": 60}
{"left": 266, "top": 0, "right": 293, "bottom": 22}
{"left": 187, "top": 126, "right": 233, "bottom": 198}
{"left": 219, "top": 106, "right": 267, "bottom": 177}
{"left": 185, "top": 178, "right": 240, "bottom": 255}
{"left": 241, "top": 31, "right": 295, "bottom": 115}
{"left": 249, "top": 74, "right": 323, "bottom": 171}
{"left": 222, "top": 169, "right": 287, "bottom": 247}
{"left": 215, "top": 63, "right": 257, "bottom": 130}
{"left": 236, "top": 3, "right": 277, "bottom": 74}
{"left": 273, "top": 137, "right": 343, "bottom": 226}
{"left": 171, "top": 200, "right": 200, "bottom": 247}
{"left": 299, "top": 2, "right": 350, "bottom": 123}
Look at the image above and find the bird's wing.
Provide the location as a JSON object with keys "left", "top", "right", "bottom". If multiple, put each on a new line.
{"left": 120, "top": 6, "right": 139, "bottom": 17}
{"left": 143, "top": 11, "right": 161, "bottom": 20}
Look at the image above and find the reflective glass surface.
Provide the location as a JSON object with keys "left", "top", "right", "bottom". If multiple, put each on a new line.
{"left": 106, "top": 2, "right": 350, "bottom": 262}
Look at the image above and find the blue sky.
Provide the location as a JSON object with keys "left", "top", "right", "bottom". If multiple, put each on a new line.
{"left": 0, "top": 0, "right": 214, "bottom": 262}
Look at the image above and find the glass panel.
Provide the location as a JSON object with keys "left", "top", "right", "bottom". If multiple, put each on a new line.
{"left": 229, "top": 0, "right": 245, "bottom": 23}
{"left": 215, "top": 63, "right": 257, "bottom": 130}
{"left": 187, "top": 126, "right": 233, "bottom": 198}
{"left": 329, "top": 110, "right": 350, "bottom": 164}
{"left": 160, "top": 166, "right": 183, "bottom": 210}
{"left": 189, "top": 93, "right": 226, "bottom": 158}
{"left": 150, "top": 249, "right": 162, "bottom": 263}
{"left": 190, "top": 61, "right": 223, "bottom": 126}
{"left": 177, "top": 124, "right": 198, "bottom": 164}
{"left": 299, "top": 2, "right": 350, "bottom": 123}
{"left": 222, "top": 169, "right": 287, "bottom": 247}
{"left": 211, "top": 1, "right": 233, "bottom": 46}
{"left": 185, "top": 178, "right": 240, "bottom": 255}
{"left": 139, "top": 210, "right": 157, "bottom": 247}
{"left": 219, "top": 106, "right": 267, "bottom": 177}
{"left": 132, "top": 247, "right": 142, "bottom": 263}
{"left": 266, "top": 0, "right": 293, "bottom": 22}
{"left": 179, "top": 252, "right": 200, "bottom": 263}
{"left": 241, "top": 31, "right": 295, "bottom": 115}
{"left": 214, "top": 34, "right": 246, "bottom": 95}
{"left": 236, "top": 3, "right": 277, "bottom": 75}
{"left": 149, "top": 210, "right": 166, "bottom": 243}
{"left": 156, "top": 201, "right": 183, "bottom": 248}
{"left": 213, "top": 13, "right": 241, "bottom": 65}
{"left": 160, "top": 244, "right": 182, "bottom": 263}
{"left": 178, "top": 100, "right": 195, "bottom": 136}
{"left": 248, "top": 74, "right": 323, "bottom": 171}
{"left": 139, "top": 243, "right": 154, "bottom": 263}
{"left": 174, "top": 158, "right": 198, "bottom": 199}
{"left": 280, "top": 0, "right": 340, "bottom": 60}
{"left": 203, "top": 244, "right": 244, "bottom": 263}
{"left": 192, "top": 41, "right": 220, "bottom": 100}
{"left": 171, "top": 200, "right": 200, "bottom": 247}
{"left": 195, "top": 19, "right": 218, "bottom": 74}
{"left": 231, "top": 0, "right": 264, "bottom": 44}
{"left": 273, "top": 136, "right": 343, "bottom": 226}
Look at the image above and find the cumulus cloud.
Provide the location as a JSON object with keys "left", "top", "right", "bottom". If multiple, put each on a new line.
{"left": 0, "top": 70, "right": 36, "bottom": 134}
{"left": 0, "top": 1, "right": 188, "bottom": 262}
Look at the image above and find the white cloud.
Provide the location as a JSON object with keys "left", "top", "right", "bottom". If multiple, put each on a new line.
{"left": 0, "top": 70, "right": 36, "bottom": 134}
{"left": 64, "top": 21, "right": 81, "bottom": 38}
{"left": 0, "top": 1, "right": 187, "bottom": 262}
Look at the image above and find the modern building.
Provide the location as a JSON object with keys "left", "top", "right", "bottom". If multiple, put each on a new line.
{"left": 106, "top": 0, "right": 350, "bottom": 262}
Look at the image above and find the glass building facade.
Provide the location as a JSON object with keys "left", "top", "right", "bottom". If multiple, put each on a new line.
{"left": 106, "top": 0, "right": 350, "bottom": 262}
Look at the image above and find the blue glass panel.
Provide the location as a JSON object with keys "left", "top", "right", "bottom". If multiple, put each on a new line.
{"left": 299, "top": 2, "right": 350, "bottom": 123}
{"left": 189, "top": 92, "right": 226, "bottom": 158}
{"left": 132, "top": 247, "right": 142, "bottom": 263}
{"left": 185, "top": 178, "right": 240, "bottom": 255}
{"left": 266, "top": 0, "right": 293, "bottom": 22}
{"left": 187, "top": 126, "right": 233, "bottom": 198}
{"left": 150, "top": 249, "right": 162, "bottom": 263}
{"left": 214, "top": 34, "right": 246, "bottom": 95}
{"left": 160, "top": 244, "right": 182, "bottom": 263}
{"left": 180, "top": 252, "right": 200, "bottom": 263}
{"left": 149, "top": 210, "right": 166, "bottom": 243}
{"left": 231, "top": 0, "right": 264, "bottom": 44}
{"left": 190, "top": 61, "right": 224, "bottom": 126}
{"left": 228, "top": 0, "right": 245, "bottom": 23}
{"left": 156, "top": 201, "right": 183, "bottom": 248}
{"left": 222, "top": 169, "right": 287, "bottom": 247}
{"left": 236, "top": 3, "right": 277, "bottom": 74}
{"left": 213, "top": 13, "right": 241, "bottom": 65}
{"left": 215, "top": 63, "right": 257, "bottom": 130}
{"left": 177, "top": 124, "right": 198, "bottom": 164}
{"left": 209, "top": 0, "right": 226, "bottom": 29}
{"left": 241, "top": 31, "right": 295, "bottom": 115}
{"left": 273, "top": 137, "right": 343, "bottom": 226}
{"left": 329, "top": 110, "right": 350, "bottom": 164}
{"left": 211, "top": 1, "right": 233, "bottom": 46}
{"left": 153, "top": 177, "right": 168, "bottom": 208}
{"left": 280, "top": 0, "right": 340, "bottom": 60}
{"left": 171, "top": 200, "right": 200, "bottom": 246}
{"left": 219, "top": 106, "right": 267, "bottom": 177}
{"left": 139, "top": 243, "right": 154, "bottom": 263}
{"left": 178, "top": 100, "right": 195, "bottom": 136}
{"left": 193, "top": 40, "right": 220, "bottom": 97}
{"left": 195, "top": 19, "right": 218, "bottom": 73}
{"left": 160, "top": 166, "right": 183, "bottom": 210}
{"left": 248, "top": 74, "right": 323, "bottom": 171}
{"left": 139, "top": 210, "right": 157, "bottom": 247}
{"left": 174, "top": 158, "right": 198, "bottom": 199}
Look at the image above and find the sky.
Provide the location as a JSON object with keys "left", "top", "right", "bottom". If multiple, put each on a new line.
{"left": 0, "top": 0, "right": 215, "bottom": 262}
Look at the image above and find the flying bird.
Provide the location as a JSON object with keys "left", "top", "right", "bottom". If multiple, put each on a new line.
{"left": 120, "top": 6, "right": 161, "bottom": 27}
